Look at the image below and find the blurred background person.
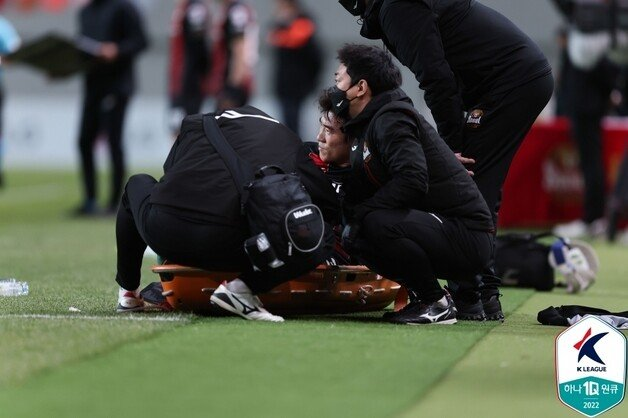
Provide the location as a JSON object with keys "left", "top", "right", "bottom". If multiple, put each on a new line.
{"left": 74, "top": 0, "right": 148, "bottom": 216}
{"left": 167, "top": 0, "right": 212, "bottom": 137}
{"left": 0, "top": 13, "right": 20, "bottom": 188}
{"left": 551, "top": 0, "right": 619, "bottom": 238}
{"left": 267, "top": 0, "right": 321, "bottom": 137}
{"left": 209, "top": 0, "right": 257, "bottom": 112}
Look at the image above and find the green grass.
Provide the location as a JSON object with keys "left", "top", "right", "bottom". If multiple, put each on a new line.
{"left": 0, "top": 170, "right": 627, "bottom": 418}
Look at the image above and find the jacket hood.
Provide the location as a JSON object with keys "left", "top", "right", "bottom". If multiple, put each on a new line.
{"left": 343, "top": 87, "right": 412, "bottom": 134}
{"left": 360, "top": 0, "right": 384, "bottom": 39}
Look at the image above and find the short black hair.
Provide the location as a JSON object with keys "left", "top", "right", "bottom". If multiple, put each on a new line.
{"left": 318, "top": 87, "right": 348, "bottom": 135}
{"left": 337, "top": 44, "right": 402, "bottom": 95}
{"left": 318, "top": 87, "right": 336, "bottom": 117}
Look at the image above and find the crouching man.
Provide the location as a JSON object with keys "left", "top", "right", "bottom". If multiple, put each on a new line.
{"left": 115, "top": 106, "right": 336, "bottom": 322}
{"left": 331, "top": 45, "right": 495, "bottom": 324}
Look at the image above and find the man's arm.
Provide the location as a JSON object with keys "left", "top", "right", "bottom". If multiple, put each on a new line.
{"left": 380, "top": 1, "right": 465, "bottom": 151}
{"left": 352, "top": 114, "right": 429, "bottom": 222}
{"left": 113, "top": 1, "right": 149, "bottom": 60}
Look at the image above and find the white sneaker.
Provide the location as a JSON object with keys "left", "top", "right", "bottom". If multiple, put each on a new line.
{"left": 116, "top": 288, "right": 145, "bottom": 313}
{"left": 210, "top": 284, "right": 284, "bottom": 322}
{"left": 587, "top": 218, "right": 607, "bottom": 238}
{"left": 553, "top": 220, "right": 588, "bottom": 239}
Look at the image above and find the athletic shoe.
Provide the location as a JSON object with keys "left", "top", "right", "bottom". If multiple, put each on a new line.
{"left": 116, "top": 290, "right": 145, "bottom": 313}
{"left": 553, "top": 220, "right": 587, "bottom": 239}
{"left": 447, "top": 287, "right": 486, "bottom": 321}
{"left": 387, "top": 293, "right": 457, "bottom": 325}
{"left": 382, "top": 288, "right": 421, "bottom": 320}
{"left": 210, "top": 284, "right": 284, "bottom": 322}
{"left": 481, "top": 292, "right": 504, "bottom": 322}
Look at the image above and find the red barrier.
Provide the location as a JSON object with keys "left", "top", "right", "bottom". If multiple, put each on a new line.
{"left": 499, "top": 117, "right": 628, "bottom": 228}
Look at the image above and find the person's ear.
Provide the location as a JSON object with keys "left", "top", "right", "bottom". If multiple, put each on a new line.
{"left": 356, "top": 79, "right": 369, "bottom": 97}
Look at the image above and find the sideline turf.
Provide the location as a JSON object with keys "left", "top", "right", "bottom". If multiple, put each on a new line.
{"left": 401, "top": 243, "right": 628, "bottom": 418}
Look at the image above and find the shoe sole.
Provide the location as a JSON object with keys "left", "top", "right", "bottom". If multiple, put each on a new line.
{"left": 406, "top": 318, "right": 458, "bottom": 325}
{"left": 485, "top": 313, "right": 505, "bottom": 322}
{"left": 390, "top": 318, "right": 458, "bottom": 325}
{"left": 457, "top": 313, "right": 487, "bottom": 321}
{"left": 116, "top": 304, "right": 145, "bottom": 313}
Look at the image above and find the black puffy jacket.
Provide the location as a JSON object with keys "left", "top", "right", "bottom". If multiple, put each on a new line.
{"left": 342, "top": 88, "right": 493, "bottom": 232}
{"left": 150, "top": 106, "right": 339, "bottom": 226}
{"left": 360, "top": 0, "right": 551, "bottom": 151}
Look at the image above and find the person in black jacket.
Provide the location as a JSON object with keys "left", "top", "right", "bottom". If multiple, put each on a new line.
{"left": 339, "top": 0, "right": 554, "bottom": 321}
{"left": 268, "top": 0, "right": 322, "bottom": 136}
{"left": 331, "top": 44, "right": 494, "bottom": 325}
{"left": 551, "top": 0, "right": 619, "bottom": 238}
{"left": 114, "top": 106, "right": 336, "bottom": 322}
{"left": 74, "top": 0, "right": 148, "bottom": 216}
{"left": 168, "top": 0, "right": 212, "bottom": 135}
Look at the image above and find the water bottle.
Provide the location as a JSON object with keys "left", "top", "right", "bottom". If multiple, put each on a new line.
{"left": 0, "top": 278, "right": 29, "bottom": 296}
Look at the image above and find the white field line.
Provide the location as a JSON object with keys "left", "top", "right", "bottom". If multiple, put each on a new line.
{"left": 0, "top": 314, "right": 192, "bottom": 323}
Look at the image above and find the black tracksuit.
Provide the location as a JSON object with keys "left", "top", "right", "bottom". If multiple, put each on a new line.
{"left": 342, "top": 88, "right": 494, "bottom": 303}
{"left": 360, "top": 0, "right": 553, "bottom": 225}
{"left": 77, "top": 0, "right": 148, "bottom": 210}
{"left": 358, "top": 0, "right": 554, "bottom": 294}
{"left": 170, "top": 0, "right": 211, "bottom": 116}
{"left": 551, "top": 0, "right": 619, "bottom": 223}
{"left": 116, "top": 106, "right": 336, "bottom": 294}
{"left": 269, "top": 12, "right": 322, "bottom": 135}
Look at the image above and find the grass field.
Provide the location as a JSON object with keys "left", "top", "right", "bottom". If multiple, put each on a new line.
{"left": 1, "top": 170, "right": 627, "bottom": 418}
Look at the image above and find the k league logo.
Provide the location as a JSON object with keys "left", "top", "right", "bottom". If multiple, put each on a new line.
{"left": 556, "top": 315, "right": 627, "bottom": 417}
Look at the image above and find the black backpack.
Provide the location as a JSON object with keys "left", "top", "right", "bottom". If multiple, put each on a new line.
{"left": 494, "top": 232, "right": 555, "bottom": 291}
{"left": 202, "top": 114, "right": 328, "bottom": 275}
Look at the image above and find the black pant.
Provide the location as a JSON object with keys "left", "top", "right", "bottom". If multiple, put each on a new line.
{"left": 78, "top": 90, "right": 130, "bottom": 209}
{"left": 115, "top": 174, "right": 332, "bottom": 294}
{"left": 279, "top": 96, "right": 303, "bottom": 137}
{"left": 356, "top": 209, "right": 493, "bottom": 303}
{"left": 461, "top": 73, "right": 554, "bottom": 290}
{"left": 571, "top": 112, "right": 605, "bottom": 223}
{"left": 463, "top": 73, "right": 555, "bottom": 225}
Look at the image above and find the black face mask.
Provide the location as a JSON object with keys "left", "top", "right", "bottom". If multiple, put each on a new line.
{"left": 329, "top": 85, "right": 356, "bottom": 119}
{"left": 339, "top": 0, "right": 367, "bottom": 17}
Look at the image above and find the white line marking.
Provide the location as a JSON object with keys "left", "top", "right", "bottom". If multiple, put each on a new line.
{"left": 0, "top": 314, "right": 191, "bottom": 322}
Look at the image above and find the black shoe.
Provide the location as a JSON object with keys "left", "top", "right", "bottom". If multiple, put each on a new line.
{"left": 70, "top": 201, "right": 99, "bottom": 217}
{"left": 387, "top": 294, "right": 457, "bottom": 325}
{"left": 481, "top": 292, "right": 504, "bottom": 322}
{"left": 447, "top": 287, "right": 486, "bottom": 321}
{"left": 382, "top": 288, "right": 420, "bottom": 320}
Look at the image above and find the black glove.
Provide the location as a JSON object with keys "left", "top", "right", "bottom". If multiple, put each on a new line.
{"left": 341, "top": 223, "right": 361, "bottom": 253}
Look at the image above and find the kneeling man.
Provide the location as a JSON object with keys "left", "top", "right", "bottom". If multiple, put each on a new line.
{"left": 114, "top": 106, "right": 336, "bottom": 321}
{"left": 330, "top": 45, "right": 495, "bottom": 324}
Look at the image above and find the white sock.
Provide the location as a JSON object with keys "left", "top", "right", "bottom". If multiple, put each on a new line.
{"left": 119, "top": 286, "right": 140, "bottom": 299}
{"left": 226, "top": 278, "right": 252, "bottom": 294}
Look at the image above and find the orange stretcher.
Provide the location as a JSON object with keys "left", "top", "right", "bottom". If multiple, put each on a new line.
{"left": 151, "top": 264, "right": 402, "bottom": 315}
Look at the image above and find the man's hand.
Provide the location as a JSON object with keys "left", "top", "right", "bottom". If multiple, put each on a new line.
{"left": 341, "top": 223, "right": 361, "bottom": 253}
{"left": 99, "top": 43, "right": 119, "bottom": 62}
{"left": 455, "top": 153, "right": 475, "bottom": 176}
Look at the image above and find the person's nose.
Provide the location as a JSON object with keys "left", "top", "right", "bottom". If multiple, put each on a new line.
{"left": 316, "top": 127, "right": 325, "bottom": 143}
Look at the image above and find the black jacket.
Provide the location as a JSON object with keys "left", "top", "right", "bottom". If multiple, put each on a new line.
{"left": 342, "top": 88, "right": 493, "bottom": 232}
{"left": 361, "top": 0, "right": 551, "bottom": 151}
{"left": 150, "top": 106, "right": 339, "bottom": 226}
{"left": 79, "top": 0, "right": 148, "bottom": 95}
{"left": 269, "top": 13, "right": 322, "bottom": 99}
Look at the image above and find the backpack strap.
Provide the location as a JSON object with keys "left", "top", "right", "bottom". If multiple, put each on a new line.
{"left": 202, "top": 113, "right": 254, "bottom": 209}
